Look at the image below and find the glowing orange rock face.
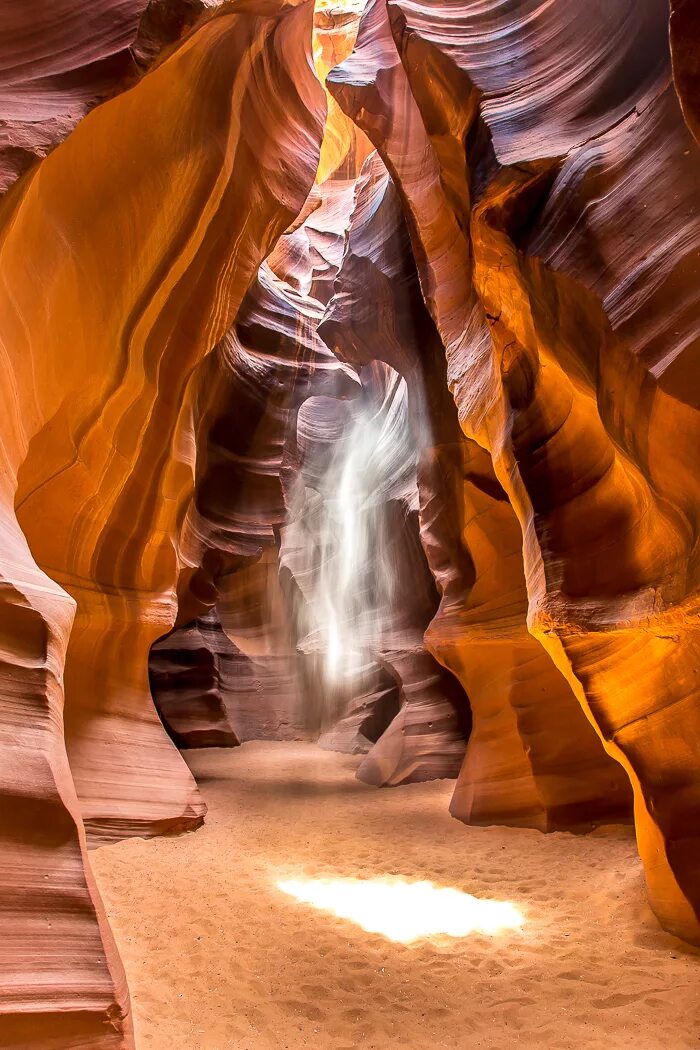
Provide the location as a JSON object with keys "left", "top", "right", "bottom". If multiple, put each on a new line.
{"left": 1, "top": 6, "right": 699, "bottom": 1047}
{"left": 312, "top": 0, "right": 373, "bottom": 182}
{"left": 0, "top": 2, "right": 324, "bottom": 1044}
{"left": 321, "top": 149, "right": 631, "bottom": 827}
{"left": 330, "top": 0, "right": 700, "bottom": 942}
{"left": 0, "top": 0, "right": 145, "bottom": 190}
{"left": 0, "top": 0, "right": 222, "bottom": 194}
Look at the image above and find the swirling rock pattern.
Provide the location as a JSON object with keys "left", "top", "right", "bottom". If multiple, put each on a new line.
{"left": 2, "top": 7, "right": 699, "bottom": 1046}
{"left": 388, "top": 0, "right": 669, "bottom": 164}
{"left": 337, "top": 0, "right": 699, "bottom": 941}
{"left": 0, "top": 0, "right": 145, "bottom": 191}
{"left": 152, "top": 257, "right": 357, "bottom": 748}
{"left": 313, "top": 0, "right": 373, "bottom": 182}
{"left": 0, "top": 0, "right": 228, "bottom": 195}
{"left": 321, "top": 149, "right": 630, "bottom": 826}
{"left": 0, "top": 2, "right": 324, "bottom": 1043}
{"left": 154, "top": 0, "right": 470, "bottom": 780}
{"left": 280, "top": 359, "right": 469, "bottom": 782}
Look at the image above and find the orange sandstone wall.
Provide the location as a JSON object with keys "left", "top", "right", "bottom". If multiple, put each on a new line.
{"left": 330, "top": 0, "right": 700, "bottom": 943}
{"left": 0, "top": 2, "right": 324, "bottom": 1044}
{"left": 320, "top": 148, "right": 631, "bottom": 827}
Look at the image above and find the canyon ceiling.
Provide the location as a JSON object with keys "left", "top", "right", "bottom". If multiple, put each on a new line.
{"left": 0, "top": 0, "right": 699, "bottom": 1046}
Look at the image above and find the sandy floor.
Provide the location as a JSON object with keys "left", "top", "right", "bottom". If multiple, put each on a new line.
{"left": 92, "top": 742, "right": 700, "bottom": 1050}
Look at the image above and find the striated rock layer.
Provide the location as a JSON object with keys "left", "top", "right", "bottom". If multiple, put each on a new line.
{"left": 150, "top": 611, "right": 240, "bottom": 749}
{"left": 330, "top": 0, "right": 700, "bottom": 942}
{"left": 0, "top": 2, "right": 324, "bottom": 1044}
{"left": 151, "top": 255, "right": 358, "bottom": 748}
{"left": 152, "top": 0, "right": 472, "bottom": 780}
{"left": 147, "top": 0, "right": 368, "bottom": 751}
{"left": 1, "top": 9, "right": 699, "bottom": 1047}
{"left": 321, "top": 148, "right": 630, "bottom": 827}
{"left": 0, "top": 0, "right": 228, "bottom": 194}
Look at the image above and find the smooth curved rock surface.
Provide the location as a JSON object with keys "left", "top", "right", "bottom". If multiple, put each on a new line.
{"left": 150, "top": 612, "right": 240, "bottom": 749}
{"left": 2, "top": 7, "right": 700, "bottom": 1043}
{"left": 0, "top": 0, "right": 228, "bottom": 195}
{"left": 321, "top": 148, "right": 630, "bottom": 825}
{"left": 13, "top": 0, "right": 324, "bottom": 846}
{"left": 155, "top": 258, "right": 357, "bottom": 747}
{"left": 313, "top": 0, "right": 373, "bottom": 183}
{"left": 387, "top": 0, "right": 669, "bottom": 164}
{"left": 379, "top": 0, "right": 700, "bottom": 940}
{"left": 317, "top": 666, "right": 401, "bottom": 754}
{"left": 0, "top": 0, "right": 145, "bottom": 191}
{"left": 0, "top": 2, "right": 324, "bottom": 1043}
{"left": 280, "top": 354, "right": 470, "bottom": 783}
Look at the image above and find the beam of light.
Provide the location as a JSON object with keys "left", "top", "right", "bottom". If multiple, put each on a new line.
{"left": 276, "top": 876, "right": 525, "bottom": 943}
{"left": 281, "top": 367, "right": 420, "bottom": 733}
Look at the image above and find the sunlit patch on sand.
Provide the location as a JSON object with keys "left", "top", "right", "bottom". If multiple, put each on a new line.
{"left": 276, "top": 877, "right": 525, "bottom": 943}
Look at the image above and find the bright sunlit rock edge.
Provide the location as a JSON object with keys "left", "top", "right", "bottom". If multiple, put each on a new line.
{"left": 276, "top": 876, "right": 525, "bottom": 943}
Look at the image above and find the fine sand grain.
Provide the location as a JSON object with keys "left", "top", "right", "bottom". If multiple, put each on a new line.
{"left": 91, "top": 742, "right": 700, "bottom": 1049}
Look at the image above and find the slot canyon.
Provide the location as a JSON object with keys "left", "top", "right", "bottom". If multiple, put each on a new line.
{"left": 0, "top": 0, "right": 699, "bottom": 1047}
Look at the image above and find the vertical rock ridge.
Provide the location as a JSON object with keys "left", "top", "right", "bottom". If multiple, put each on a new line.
{"left": 0, "top": 2, "right": 325, "bottom": 1042}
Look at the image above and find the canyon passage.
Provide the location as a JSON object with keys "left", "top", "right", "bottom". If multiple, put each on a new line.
{"left": 0, "top": 1, "right": 699, "bottom": 1048}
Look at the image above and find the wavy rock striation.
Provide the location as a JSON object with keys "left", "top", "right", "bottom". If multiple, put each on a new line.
{"left": 330, "top": 0, "right": 700, "bottom": 942}
{"left": 151, "top": 2, "right": 471, "bottom": 780}
{"left": 326, "top": 4, "right": 632, "bottom": 830}
{"left": 150, "top": 611, "right": 241, "bottom": 749}
{"left": 321, "top": 145, "right": 630, "bottom": 825}
{"left": 2, "top": 9, "right": 699, "bottom": 1045}
{"left": 151, "top": 258, "right": 358, "bottom": 747}
{"left": 0, "top": 2, "right": 324, "bottom": 1044}
{"left": 0, "top": 0, "right": 228, "bottom": 195}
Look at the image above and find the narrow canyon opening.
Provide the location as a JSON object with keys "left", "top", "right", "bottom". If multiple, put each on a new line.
{"left": 0, "top": 0, "right": 699, "bottom": 1049}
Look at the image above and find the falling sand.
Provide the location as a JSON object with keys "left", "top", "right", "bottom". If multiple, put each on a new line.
{"left": 91, "top": 743, "right": 700, "bottom": 1049}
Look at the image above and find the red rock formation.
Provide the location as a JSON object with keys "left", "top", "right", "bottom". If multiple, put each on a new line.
{"left": 321, "top": 148, "right": 631, "bottom": 824}
{"left": 389, "top": 0, "right": 669, "bottom": 163}
{"left": 354, "top": 499, "right": 470, "bottom": 786}
{"left": 0, "top": 0, "right": 145, "bottom": 190}
{"left": 313, "top": 0, "right": 373, "bottom": 183}
{"left": 0, "top": 0, "right": 229, "bottom": 195}
{"left": 317, "top": 665, "right": 401, "bottom": 754}
{"left": 150, "top": 611, "right": 240, "bottom": 748}
{"left": 280, "top": 355, "right": 469, "bottom": 783}
{"left": 132, "top": 0, "right": 225, "bottom": 70}
{"left": 151, "top": 258, "right": 357, "bottom": 748}
{"left": 0, "top": 2, "right": 324, "bottom": 1043}
{"left": 468, "top": 114, "right": 700, "bottom": 940}
{"left": 146, "top": 0, "right": 369, "bottom": 751}
{"left": 269, "top": 176, "right": 359, "bottom": 304}
{"left": 153, "top": 4, "right": 470, "bottom": 774}
{"left": 1, "top": 13, "right": 698, "bottom": 1048}
{"left": 344, "top": 0, "right": 699, "bottom": 941}
{"left": 218, "top": 550, "right": 310, "bottom": 741}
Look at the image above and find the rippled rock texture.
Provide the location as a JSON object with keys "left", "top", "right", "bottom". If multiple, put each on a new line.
{"left": 0, "top": 0, "right": 227, "bottom": 194}
{"left": 151, "top": 0, "right": 470, "bottom": 784}
{"left": 320, "top": 150, "right": 631, "bottom": 828}
{"left": 1, "top": 0, "right": 699, "bottom": 1043}
{"left": 0, "top": 2, "right": 324, "bottom": 1044}
{"left": 330, "top": 0, "right": 700, "bottom": 942}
